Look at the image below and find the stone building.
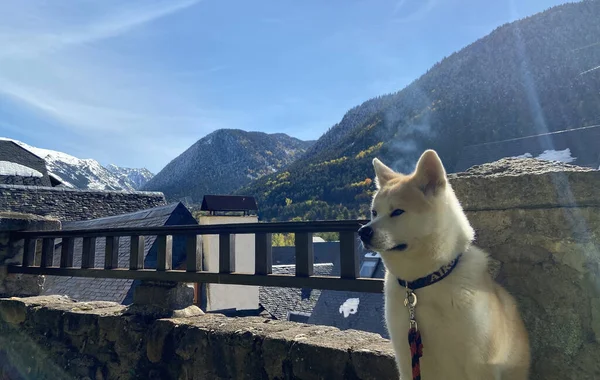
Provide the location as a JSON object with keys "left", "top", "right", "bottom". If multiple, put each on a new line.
{"left": 0, "top": 140, "right": 58, "bottom": 187}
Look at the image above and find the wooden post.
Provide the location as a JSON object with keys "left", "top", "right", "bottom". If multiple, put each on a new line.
{"left": 295, "top": 232, "right": 314, "bottom": 277}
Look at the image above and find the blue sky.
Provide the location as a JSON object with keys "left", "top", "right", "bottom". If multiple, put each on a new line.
{"left": 0, "top": 0, "right": 569, "bottom": 173}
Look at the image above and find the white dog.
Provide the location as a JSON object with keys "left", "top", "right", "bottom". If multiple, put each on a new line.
{"left": 358, "top": 150, "right": 530, "bottom": 379}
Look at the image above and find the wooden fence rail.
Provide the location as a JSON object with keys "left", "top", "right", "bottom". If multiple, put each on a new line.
{"left": 7, "top": 220, "right": 384, "bottom": 293}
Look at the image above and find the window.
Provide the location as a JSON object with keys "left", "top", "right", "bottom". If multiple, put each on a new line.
{"left": 359, "top": 252, "right": 381, "bottom": 278}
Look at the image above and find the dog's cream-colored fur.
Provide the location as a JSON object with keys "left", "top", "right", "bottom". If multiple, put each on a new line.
{"left": 364, "top": 150, "right": 530, "bottom": 379}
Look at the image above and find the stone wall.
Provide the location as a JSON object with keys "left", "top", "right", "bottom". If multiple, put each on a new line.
{"left": 0, "top": 184, "right": 166, "bottom": 221}
{"left": 0, "top": 175, "right": 47, "bottom": 187}
{"left": 0, "top": 295, "right": 396, "bottom": 380}
{"left": 450, "top": 158, "right": 600, "bottom": 380}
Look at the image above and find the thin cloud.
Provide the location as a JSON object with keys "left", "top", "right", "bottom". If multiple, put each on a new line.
{"left": 392, "top": 0, "right": 437, "bottom": 24}
{"left": 392, "top": 0, "right": 409, "bottom": 16}
{"left": 0, "top": 0, "right": 222, "bottom": 172}
{"left": 0, "top": 0, "right": 200, "bottom": 59}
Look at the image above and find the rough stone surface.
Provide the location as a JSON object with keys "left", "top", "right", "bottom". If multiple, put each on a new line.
{"left": 0, "top": 175, "right": 47, "bottom": 186}
{"left": 0, "top": 184, "right": 166, "bottom": 221}
{"left": 446, "top": 159, "right": 600, "bottom": 379}
{"left": 132, "top": 281, "right": 195, "bottom": 310}
{"left": 0, "top": 295, "right": 395, "bottom": 380}
{"left": 0, "top": 213, "right": 61, "bottom": 297}
{"left": 457, "top": 165, "right": 600, "bottom": 379}
{"left": 126, "top": 280, "right": 203, "bottom": 319}
{"left": 449, "top": 157, "right": 600, "bottom": 210}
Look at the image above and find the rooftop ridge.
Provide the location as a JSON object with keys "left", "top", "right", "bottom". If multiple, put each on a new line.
{"left": 0, "top": 183, "right": 164, "bottom": 196}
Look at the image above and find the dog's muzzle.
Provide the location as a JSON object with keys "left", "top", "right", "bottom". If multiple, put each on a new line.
{"left": 358, "top": 225, "right": 374, "bottom": 244}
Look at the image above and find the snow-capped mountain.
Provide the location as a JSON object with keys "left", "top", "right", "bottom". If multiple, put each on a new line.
{"left": 105, "top": 164, "right": 154, "bottom": 190}
{"left": 0, "top": 138, "right": 153, "bottom": 191}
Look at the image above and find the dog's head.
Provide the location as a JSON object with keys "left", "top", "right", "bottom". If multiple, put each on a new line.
{"left": 358, "top": 149, "right": 470, "bottom": 256}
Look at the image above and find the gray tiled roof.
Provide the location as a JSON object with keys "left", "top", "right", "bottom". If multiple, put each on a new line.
{"left": 43, "top": 202, "right": 197, "bottom": 304}
{"left": 307, "top": 260, "right": 389, "bottom": 338}
{"left": 259, "top": 263, "right": 334, "bottom": 321}
{"left": 272, "top": 242, "right": 342, "bottom": 266}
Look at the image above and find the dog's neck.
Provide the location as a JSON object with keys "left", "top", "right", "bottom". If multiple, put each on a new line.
{"left": 380, "top": 233, "right": 470, "bottom": 282}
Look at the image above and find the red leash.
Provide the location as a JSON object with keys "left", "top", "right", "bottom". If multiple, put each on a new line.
{"left": 408, "top": 326, "right": 423, "bottom": 380}
{"left": 405, "top": 290, "right": 422, "bottom": 380}
{"left": 398, "top": 254, "right": 463, "bottom": 380}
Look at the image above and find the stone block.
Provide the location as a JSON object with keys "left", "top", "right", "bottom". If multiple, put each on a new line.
{"left": 147, "top": 320, "right": 176, "bottom": 363}
{"left": 0, "top": 298, "right": 27, "bottom": 324}
{"left": 350, "top": 339, "right": 397, "bottom": 380}
{"left": 449, "top": 158, "right": 600, "bottom": 210}
{"left": 133, "top": 281, "right": 194, "bottom": 309}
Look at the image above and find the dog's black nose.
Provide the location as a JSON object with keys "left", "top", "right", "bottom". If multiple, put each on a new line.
{"left": 358, "top": 226, "right": 374, "bottom": 242}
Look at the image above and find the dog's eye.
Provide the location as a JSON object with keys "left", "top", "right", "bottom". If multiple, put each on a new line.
{"left": 390, "top": 209, "right": 404, "bottom": 217}
{"left": 371, "top": 210, "right": 378, "bottom": 217}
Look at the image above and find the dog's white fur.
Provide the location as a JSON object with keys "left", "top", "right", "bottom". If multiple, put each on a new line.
{"left": 364, "top": 150, "right": 530, "bottom": 380}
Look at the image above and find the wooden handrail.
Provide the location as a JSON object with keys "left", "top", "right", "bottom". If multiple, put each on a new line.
{"left": 6, "top": 219, "right": 383, "bottom": 293}
{"left": 11, "top": 220, "right": 370, "bottom": 239}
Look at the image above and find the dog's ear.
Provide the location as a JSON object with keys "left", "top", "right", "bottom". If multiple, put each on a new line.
{"left": 373, "top": 158, "right": 397, "bottom": 189}
{"left": 413, "top": 150, "right": 447, "bottom": 196}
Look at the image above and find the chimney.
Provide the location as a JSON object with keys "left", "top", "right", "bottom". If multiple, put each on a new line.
{"left": 196, "top": 195, "right": 259, "bottom": 312}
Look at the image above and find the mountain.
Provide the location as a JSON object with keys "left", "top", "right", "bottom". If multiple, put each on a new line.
{"left": 105, "top": 164, "right": 154, "bottom": 190}
{"left": 237, "top": 1, "right": 600, "bottom": 221}
{"left": 0, "top": 138, "right": 153, "bottom": 191}
{"left": 141, "top": 129, "right": 314, "bottom": 203}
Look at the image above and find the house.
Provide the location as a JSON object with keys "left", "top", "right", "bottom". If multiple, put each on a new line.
{"left": 0, "top": 140, "right": 55, "bottom": 186}
{"left": 43, "top": 202, "right": 197, "bottom": 304}
{"left": 307, "top": 252, "right": 389, "bottom": 338}
{"left": 454, "top": 125, "right": 600, "bottom": 172}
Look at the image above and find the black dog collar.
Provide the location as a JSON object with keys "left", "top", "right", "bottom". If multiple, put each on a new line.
{"left": 397, "top": 253, "right": 463, "bottom": 290}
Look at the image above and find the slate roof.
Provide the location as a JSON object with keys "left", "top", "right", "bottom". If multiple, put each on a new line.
{"left": 42, "top": 202, "right": 197, "bottom": 304}
{"left": 259, "top": 263, "right": 335, "bottom": 321}
{"left": 454, "top": 125, "right": 600, "bottom": 172}
{"left": 272, "top": 242, "right": 343, "bottom": 266}
{"left": 0, "top": 140, "right": 52, "bottom": 186}
{"left": 307, "top": 257, "right": 389, "bottom": 338}
{"left": 200, "top": 195, "right": 257, "bottom": 212}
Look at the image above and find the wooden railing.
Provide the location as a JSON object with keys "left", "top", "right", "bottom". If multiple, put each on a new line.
{"left": 7, "top": 220, "right": 384, "bottom": 293}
